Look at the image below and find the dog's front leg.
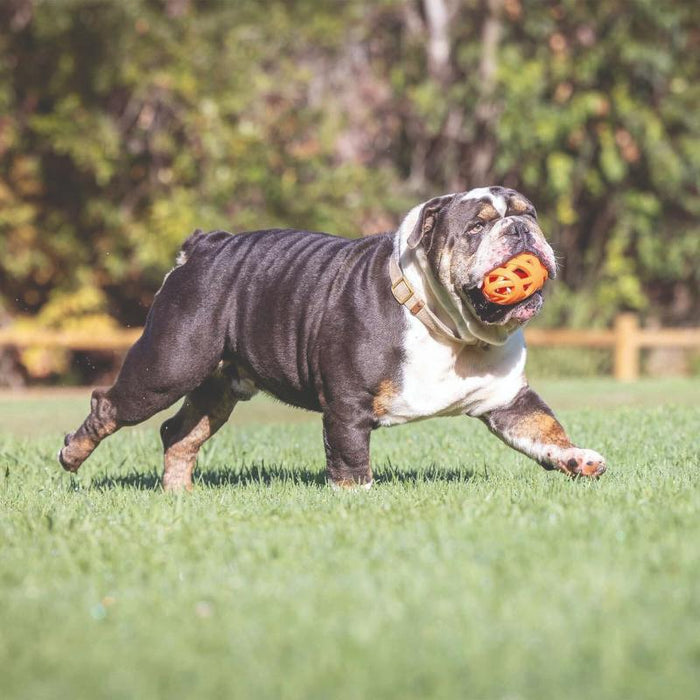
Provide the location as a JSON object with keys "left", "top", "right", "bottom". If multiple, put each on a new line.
{"left": 479, "top": 386, "right": 606, "bottom": 478}
{"left": 322, "top": 414, "right": 373, "bottom": 489}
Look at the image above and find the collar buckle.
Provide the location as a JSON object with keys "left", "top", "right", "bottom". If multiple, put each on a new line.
{"left": 391, "top": 277, "right": 414, "bottom": 305}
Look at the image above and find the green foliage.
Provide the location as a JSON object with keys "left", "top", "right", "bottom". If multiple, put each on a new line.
{"left": 1, "top": 0, "right": 698, "bottom": 339}
{"left": 492, "top": 0, "right": 700, "bottom": 326}
{"left": 0, "top": 0, "right": 403, "bottom": 327}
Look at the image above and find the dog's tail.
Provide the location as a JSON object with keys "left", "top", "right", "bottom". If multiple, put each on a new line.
{"left": 175, "top": 228, "right": 206, "bottom": 267}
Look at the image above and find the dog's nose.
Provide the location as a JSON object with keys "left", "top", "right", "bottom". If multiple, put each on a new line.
{"left": 503, "top": 221, "right": 530, "bottom": 241}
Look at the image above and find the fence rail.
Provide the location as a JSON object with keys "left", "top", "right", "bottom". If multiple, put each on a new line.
{"left": 0, "top": 327, "right": 141, "bottom": 351}
{"left": 1, "top": 313, "right": 699, "bottom": 381}
{"left": 525, "top": 313, "right": 700, "bottom": 381}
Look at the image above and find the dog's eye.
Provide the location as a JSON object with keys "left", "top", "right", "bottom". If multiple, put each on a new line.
{"left": 467, "top": 221, "right": 485, "bottom": 234}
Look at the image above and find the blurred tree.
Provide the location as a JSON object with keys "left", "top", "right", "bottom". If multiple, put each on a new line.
{"left": 382, "top": 0, "right": 700, "bottom": 327}
{"left": 0, "top": 0, "right": 698, "bottom": 379}
{"left": 0, "top": 0, "right": 404, "bottom": 333}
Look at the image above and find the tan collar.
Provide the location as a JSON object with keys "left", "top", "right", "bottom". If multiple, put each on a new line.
{"left": 389, "top": 255, "right": 471, "bottom": 344}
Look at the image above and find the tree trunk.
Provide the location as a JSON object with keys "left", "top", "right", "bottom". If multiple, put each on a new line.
{"left": 469, "top": 0, "right": 503, "bottom": 186}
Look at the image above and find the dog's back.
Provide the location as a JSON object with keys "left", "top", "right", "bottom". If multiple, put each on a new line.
{"left": 155, "top": 228, "right": 400, "bottom": 411}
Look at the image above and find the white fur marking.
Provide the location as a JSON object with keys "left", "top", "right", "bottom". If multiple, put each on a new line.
{"left": 380, "top": 324, "right": 527, "bottom": 425}
{"left": 461, "top": 187, "right": 507, "bottom": 217}
{"left": 154, "top": 248, "right": 189, "bottom": 299}
{"left": 330, "top": 480, "right": 373, "bottom": 491}
{"left": 505, "top": 437, "right": 606, "bottom": 474}
{"left": 507, "top": 434, "right": 556, "bottom": 465}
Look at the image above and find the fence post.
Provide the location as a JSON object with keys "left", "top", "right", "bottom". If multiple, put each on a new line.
{"left": 614, "top": 312, "right": 640, "bottom": 381}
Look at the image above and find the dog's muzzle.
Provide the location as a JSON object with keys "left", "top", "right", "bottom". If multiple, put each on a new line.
{"left": 465, "top": 284, "right": 544, "bottom": 324}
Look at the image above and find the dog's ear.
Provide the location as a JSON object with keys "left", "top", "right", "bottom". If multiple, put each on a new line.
{"left": 407, "top": 195, "right": 454, "bottom": 249}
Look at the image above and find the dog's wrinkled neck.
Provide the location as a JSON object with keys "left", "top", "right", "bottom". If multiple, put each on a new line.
{"left": 394, "top": 206, "right": 513, "bottom": 346}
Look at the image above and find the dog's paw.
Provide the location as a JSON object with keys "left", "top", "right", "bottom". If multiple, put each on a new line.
{"left": 58, "top": 432, "right": 89, "bottom": 473}
{"left": 329, "top": 479, "right": 373, "bottom": 492}
{"left": 555, "top": 447, "right": 606, "bottom": 478}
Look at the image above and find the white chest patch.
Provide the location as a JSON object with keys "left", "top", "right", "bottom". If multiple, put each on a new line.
{"left": 379, "top": 325, "right": 527, "bottom": 426}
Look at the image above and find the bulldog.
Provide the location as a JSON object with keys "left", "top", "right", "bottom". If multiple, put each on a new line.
{"left": 59, "top": 186, "right": 606, "bottom": 490}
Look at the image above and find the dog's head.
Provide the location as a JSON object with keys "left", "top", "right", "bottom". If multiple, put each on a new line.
{"left": 405, "top": 186, "right": 557, "bottom": 326}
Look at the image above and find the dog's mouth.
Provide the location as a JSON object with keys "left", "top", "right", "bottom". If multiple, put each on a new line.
{"left": 461, "top": 249, "right": 549, "bottom": 325}
{"left": 464, "top": 286, "right": 544, "bottom": 325}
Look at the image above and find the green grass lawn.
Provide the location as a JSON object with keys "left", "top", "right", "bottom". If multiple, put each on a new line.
{"left": 1, "top": 379, "right": 699, "bottom": 699}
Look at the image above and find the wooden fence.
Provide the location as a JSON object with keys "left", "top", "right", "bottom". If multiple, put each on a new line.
{"left": 525, "top": 313, "right": 700, "bottom": 381}
{"left": 1, "top": 313, "right": 699, "bottom": 381}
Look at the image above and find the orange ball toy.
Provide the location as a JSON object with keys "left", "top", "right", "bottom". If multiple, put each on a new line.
{"left": 482, "top": 253, "right": 549, "bottom": 305}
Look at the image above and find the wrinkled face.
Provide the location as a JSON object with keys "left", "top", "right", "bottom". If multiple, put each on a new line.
{"left": 408, "top": 186, "right": 557, "bottom": 325}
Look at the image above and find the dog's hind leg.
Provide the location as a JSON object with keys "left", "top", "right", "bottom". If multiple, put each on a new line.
{"left": 159, "top": 365, "right": 243, "bottom": 492}
{"left": 58, "top": 386, "right": 120, "bottom": 472}
{"left": 59, "top": 304, "right": 227, "bottom": 474}
{"left": 59, "top": 344, "right": 222, "bottom": 474}
{"left": 58, "top": 365, "right": 212, "bottom": 476}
